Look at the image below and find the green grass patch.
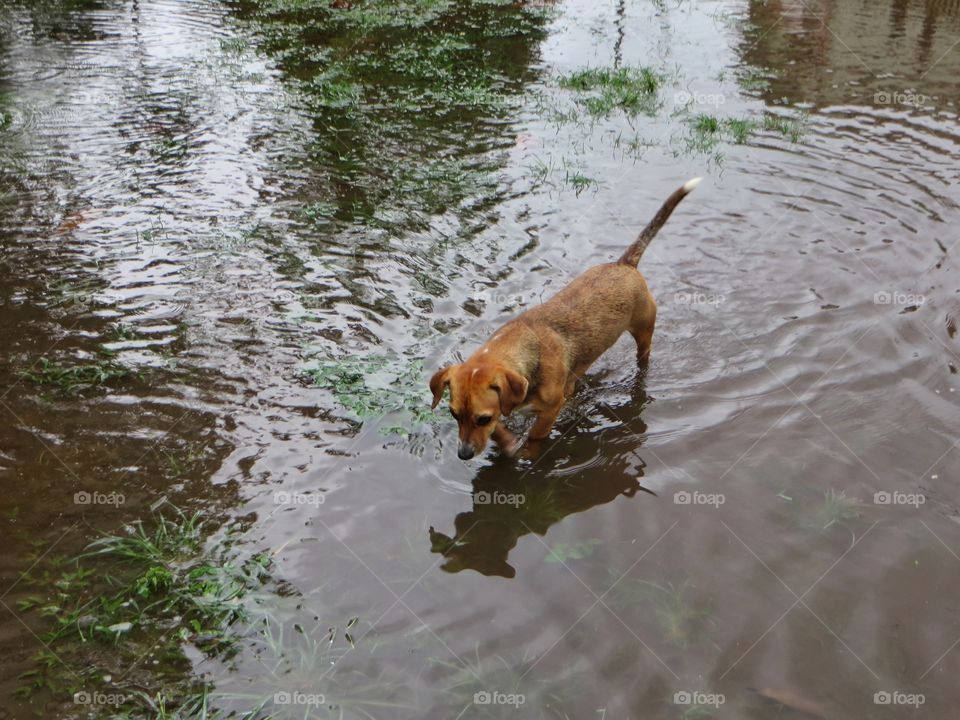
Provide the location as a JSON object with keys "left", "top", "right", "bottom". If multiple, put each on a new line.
{"left": 608, "top": 578, "right": 714, "bottom": 650}
{"left": 559, "top": 66, "right": 664, "bottom": 117}
{"left": 235, "top": 0, "right": 552, "bottom": 233}
{"left": 304, "top": 353, "right": 434, "bottom": 432}
{"left": 525, "top": 155, "right": 600, "bottom": 196}
{"left": 15, "top": 506, "right": 273, "bottom": 709}
{"left": 761, "top": 113, "right": 806, "bottom": 143}
{"left": 20, "top": 356, "right": 133, "bottom": 393}
{"left": 16, "top": 500, "right": 396, "bottom": 717}
{"left": 299, "top": 73, "right": 362, "bottom": 110}
{"left": 543, "top": 539, "right": 601, "bottom": 563}
{"left": 737, "top": 66, "right": 775, "bottom": 92}
{"left": 684, "top": 111, "right": 806, "bottom": 156}
{"left": 811, "top": 488, "right": 862, "bottom": 530}
{"left": 334, "top": 0, "right": 454, "bottom": 32}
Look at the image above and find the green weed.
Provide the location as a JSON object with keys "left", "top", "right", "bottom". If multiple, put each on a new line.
{"left": 812, "top": 488, "right": 861, "bottom": 530}
{"left": 738, "top": 66, "right": 774, "bottom": 92}
{"left": 110, "top": 687, "right": 268, "bottom": 720}
{"left": 20, "top": 356, "right": 132, "bottom": 393}
{"left": 724, "top": 117, "right": 755, "bottom": 144}
{"left": 544, "top": 539, "right": 601, "bottom": 563}
{"left": 683, "top": 111, "right": 805, "bottom": 156}
{"left": 608, "top": 578, "right": 714, "bottom": 650}
{"left": 16, "top": 506, "right": 272, "bottom": 705}
{"left": 762, "top": 113, "right": 806, "bottom": 142}
{"left": 304, "top": 352, "right": 434, "bottom": 431}
{"left": 559, "top": 66, "right": 664, "bottom": 117}
{"left": 432, "top": 646, "right": 573, "bottom": 718}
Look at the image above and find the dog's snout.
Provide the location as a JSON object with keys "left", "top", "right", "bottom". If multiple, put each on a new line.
{"left": 457, "top": 443, "right": 476, "bottom": 460}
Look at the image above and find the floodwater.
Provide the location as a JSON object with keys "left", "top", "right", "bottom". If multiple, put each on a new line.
{"left": 1, "top": 0, "right": 958, "bottom": 717}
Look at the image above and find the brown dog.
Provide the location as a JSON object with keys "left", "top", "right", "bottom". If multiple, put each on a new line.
{"left": 430, "top": 178, "right": 701, "bottom": 460}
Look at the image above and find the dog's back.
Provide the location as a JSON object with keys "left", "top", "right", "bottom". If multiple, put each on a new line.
{"left": 517, "top": 263, "right": 653, "bottom": 373}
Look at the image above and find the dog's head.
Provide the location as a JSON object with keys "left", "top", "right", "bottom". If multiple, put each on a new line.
{"left": 430, "top": 362, "right": 528, "bottom": 460}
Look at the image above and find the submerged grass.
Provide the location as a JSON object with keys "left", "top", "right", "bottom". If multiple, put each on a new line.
{"left": 16, "top": 505, "right": 273, "bottom": 714}
{"left": 21, "top": 525, "right": 403, "bottom": 717}
{"left": 543, "top": 539, "right": 601, "bottom": 564}
{"left": 607, "top": 577, "right": 714, "bottom": 650}
{"left": 303, "top": 352, "right": 434, "bottom": 432}
{"left": 20, "top": 356, "right": 133, "bottom": 393}
{"left": 236, "top": 0, "right": 553, "bottom": 234}
{"left": 558, "top": 66, "right": 664, "bottom": 117}
{"left": 811, "top": 488, "right": 862, "bottom": 530}
{"left": 111, "top": 688, "right": 269, "bottom": 720}
{"left": 433, "top": 646, "right": 574, "bottom": 718}
{"left": 683, "top": 111, "right": 806, "bottom": 158}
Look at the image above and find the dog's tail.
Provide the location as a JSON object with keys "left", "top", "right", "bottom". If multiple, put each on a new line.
{"left": 618, "top": 177, "right": 701, "bottom": 267}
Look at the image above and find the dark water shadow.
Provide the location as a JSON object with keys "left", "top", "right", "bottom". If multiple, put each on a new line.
{"left": 429, "top": 373, "right": 655, "bottom": 578}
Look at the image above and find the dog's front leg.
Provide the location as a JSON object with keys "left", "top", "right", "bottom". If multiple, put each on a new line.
{"left": 523, "top": 400, "right": 563, "bottom": 458}
{"left": 492, "top": 424, "right": 521, "bottom": 457}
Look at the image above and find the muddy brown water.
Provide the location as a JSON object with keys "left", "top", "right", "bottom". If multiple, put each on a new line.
{"left": 1, "top": 0, "right": 959, "bottom": 718}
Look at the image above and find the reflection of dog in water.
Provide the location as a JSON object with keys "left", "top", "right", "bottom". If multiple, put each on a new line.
{"left": 429, "top": 469, "right": 652, "bottom": 577}
{"left": 430, "top": 386, "right": 655, "bottom": 577}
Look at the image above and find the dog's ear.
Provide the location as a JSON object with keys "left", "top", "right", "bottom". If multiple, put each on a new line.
{"left": 491, "top": 368, "right": 528, "bottom": 416}
{"left": 429, "top": 366, "right": 453, "bottom": 409}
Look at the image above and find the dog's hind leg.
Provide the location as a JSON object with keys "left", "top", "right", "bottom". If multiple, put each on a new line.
{"left": 631, "top": 326, "right": 654, "bottom": 362}
{"left": 630, "top": 311, "right": 656, "bottom": 363}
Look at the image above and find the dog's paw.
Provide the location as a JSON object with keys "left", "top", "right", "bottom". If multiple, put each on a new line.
{"left": 516, "top": 437, "right": 547, "bottom": 460}
{"left": 500, "top": 438, "right": 522, "bottom": 458}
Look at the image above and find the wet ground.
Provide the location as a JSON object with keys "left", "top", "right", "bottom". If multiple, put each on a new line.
{"left": 1, "top": 0, "right": 959, "bottom": 717}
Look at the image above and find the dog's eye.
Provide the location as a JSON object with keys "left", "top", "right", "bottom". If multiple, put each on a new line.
{"left": 476, "top": 415, "right": 492, "bottom": 426}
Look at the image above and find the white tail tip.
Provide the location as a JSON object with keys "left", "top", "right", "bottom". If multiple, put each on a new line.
{"left": 683, "top": 177, "right": 702, "bottom": 193}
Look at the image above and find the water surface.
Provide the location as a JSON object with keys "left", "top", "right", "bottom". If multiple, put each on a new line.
{"left": 1, "top": 0, "right": 959, "bottom": 717}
